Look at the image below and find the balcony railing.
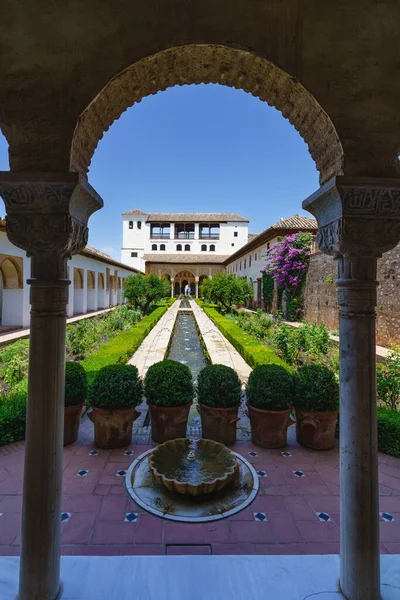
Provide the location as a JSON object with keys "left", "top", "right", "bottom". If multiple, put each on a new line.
{"left": 150, "top": 233, "right": 170, "bottom": 239}
{"left": 175, "top": 232, "right": 195, "bottom": 239}
{"left": 199, "top": 233, "right": 220, "bottom": 240}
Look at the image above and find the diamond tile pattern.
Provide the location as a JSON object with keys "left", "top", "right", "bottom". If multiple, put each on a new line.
{"left": 380, "top": 512, "right": 395, "bottom": 522}
{"left": 124, "top": 512, "right": 139, "bottom": 522}
{"left": 293, "top": 470, "right": 305, "bottom": 478}
{"left": 256, "top": 470, "right": 267, "bottom": 478}
{"left": 2, "top": 401, "right": 400, "bottom": 557}
{"left": 61, "top": 512, "right": 71, "bottom": 522}
{"left": 316, "top": 512, "right": 331, "bottom": 522}
{"left": 253, "top": 512, "right": 268, "bottom": 522}
{"left": 124, "top": 450, "right": 134, "bottom": 456}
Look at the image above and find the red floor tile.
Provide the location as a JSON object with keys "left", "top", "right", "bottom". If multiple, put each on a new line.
{"left": 135, "top": 515, "right": 163, "bottom": 544}
{"left": 164, "top": 523, "right": 205, "bottom": 545}
{"left": 91, "top": 522, "right": 134, "bottom": 545}
{"left": 231, "top": 521, "right": 274, "bottom": 543}
{"left": 296, "top": 521, "right": 340, "bottom": 543}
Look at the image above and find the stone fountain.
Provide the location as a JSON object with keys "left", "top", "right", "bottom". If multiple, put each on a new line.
{"left": 148, "top": 438, "right": 239, "bottom": 496}
{"left": 126, "top": 437, "right": 259, "bottom": 522}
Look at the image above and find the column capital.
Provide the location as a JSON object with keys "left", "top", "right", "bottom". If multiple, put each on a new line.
{"left": 0, "top": 171, "right": 103, "bottom": 258}
{"left": 303, "top": 176, "right": 400, "bottom": 257}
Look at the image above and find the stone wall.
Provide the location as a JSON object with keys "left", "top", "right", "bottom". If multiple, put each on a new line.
{"left": 304, "top": 245, "right": 400, "bottom": 347}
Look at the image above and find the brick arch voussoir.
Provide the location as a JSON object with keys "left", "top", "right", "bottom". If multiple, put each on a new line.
{"left": 70, "top": 45, "right": 344, "bottom": 185}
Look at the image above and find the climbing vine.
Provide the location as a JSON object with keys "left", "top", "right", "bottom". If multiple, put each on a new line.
{"left": 263, "top": 232, "right": 313, "bottom": 321}
{"left": 261, "top": 271, "right": 274, "bottom": 312}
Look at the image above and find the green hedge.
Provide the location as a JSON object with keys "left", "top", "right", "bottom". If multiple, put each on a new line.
{"left": 0, "top": 300, "right": 174, "bottom": 446}
{"left": 377, "top": 408, "right": 400, "bottom": 457}
{"left": 198, "top": 301, "right": 292, "bottom": 373}
{"left": 0, "top": 379, "right": 28, "bottom": 446}
{"left": 81, "top": 302, "right": 172, "bottom": 387}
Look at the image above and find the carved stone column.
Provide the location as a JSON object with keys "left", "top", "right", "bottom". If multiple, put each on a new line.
{"left": 195, "top": 276, "right": 199, "bottom": 298}
{"left": 171, "top": 278, "right": 175, "bottom": 298}
{"left": 303, "top": 176, "right": 400, "bottom": 600}
{"left": 0, "top": 172, "right": 102, "bottom": 600}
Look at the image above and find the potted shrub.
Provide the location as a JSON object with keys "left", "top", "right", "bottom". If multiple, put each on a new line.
{"left": 88, "top": 364, "right": 142, "bottom": 449}
{"left": 144, "top": 359, "right": 194, "bottom": 443}
{"left": 64, "top": 361, "right": 87, "bottom": 446}
{"left": 294, "top": 364, "right": 339, "bottom": 450}
{"left": 246, "top": 364, "right": 294, "bottom": 448}
{"left": 197, "top": 364, "right": 242, "bottom": 445}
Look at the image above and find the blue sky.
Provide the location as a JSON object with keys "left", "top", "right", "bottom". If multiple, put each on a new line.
{"left": 0, "top": 84, "right": 319, "bottom": 261}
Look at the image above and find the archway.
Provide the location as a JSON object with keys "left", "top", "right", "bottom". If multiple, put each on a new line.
{"left": 97, "top": 272, "right": 105, "bottom": 308}
{"left": 70, "top": 45, "right": 343, "bottom": 185}
{"left": 174, "top": 270, "right": 195, "bottom": 295}
{"left": 73, "top": 268, "right": 84, "bottom": 314}
{"left": 87, "top": 270, "right": 97, "bottom": 311}
{"left": 0, "top": 255, "right": 24, "bottom": 326}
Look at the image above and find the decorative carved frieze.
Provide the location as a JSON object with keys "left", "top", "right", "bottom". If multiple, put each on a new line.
{"left": 0, "top": 172, "right": 103, "bottom": 259}
{"left": 303, "top": 177, "right": 400, "bottom": 258}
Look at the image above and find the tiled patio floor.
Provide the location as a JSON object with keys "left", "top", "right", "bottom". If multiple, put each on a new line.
{"left": 1, "top": 416, "right": 400, "bottom": 557}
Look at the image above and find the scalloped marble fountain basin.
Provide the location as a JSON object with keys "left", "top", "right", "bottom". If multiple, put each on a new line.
{"left": 148, "top": 438, "right": 239, "bottom": 496}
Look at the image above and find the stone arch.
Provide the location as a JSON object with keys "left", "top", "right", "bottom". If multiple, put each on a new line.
{"left": 70, "top": 45, "right": 343, "bottom": 185}
{"left": 0, "top": 256, "right": 23, "bottom": 289}
{"left": 73, "top": 268, "right": 83, "bottom": 289}
{"left": 98, "top": 273, "right": 105, "bottom": 289}
{"left": 87, "top": 270, "right": 95, "bottom": 290}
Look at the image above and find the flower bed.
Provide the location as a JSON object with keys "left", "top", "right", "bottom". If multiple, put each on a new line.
{"left": 197, "top": 300, "right": 292, "bottom": 372}
{"left": 0, "top": 299, "right": 175, "bottom": 446}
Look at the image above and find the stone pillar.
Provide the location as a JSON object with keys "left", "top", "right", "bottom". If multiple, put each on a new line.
{"left": 195, "top": 276, "right": 199, "bottom": 298}
{"left": 303, "top": 176, "right": 400, "bottom": 600}
{"left": 171, "top": 278, "right": 175, "bottom": 298}
{"left": 0, "top": 172, "right": 102, "bottom": 600}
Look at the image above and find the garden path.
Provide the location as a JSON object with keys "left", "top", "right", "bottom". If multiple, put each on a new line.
{"left": 190, "top": 300, "right": 252, "bottom": 383}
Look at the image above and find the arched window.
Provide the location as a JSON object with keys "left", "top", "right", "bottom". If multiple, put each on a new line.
{"left": 137, "top": 221, "right": 142, "bottom": 229}
{"left": 201, "top": 244, "right": 207, "bottom": 251}
{"left": 209, "top": 245, "right": 216, "bottom": 252}
{"left": 176, "top": 244, "right": 182, "bottom": 251}
{"left": 160, "top": 244, "right": 166, "bottom": 251}
{"left": 185, "top": 244, "right": 191, "bottom": 251}
{"left": 152, "top": 244, "right": 157, "bottom": 251}
{"left": 129, "top": 221, "right": 133, "bottom": 229}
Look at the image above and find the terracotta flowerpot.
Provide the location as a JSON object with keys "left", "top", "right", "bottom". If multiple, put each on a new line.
{"left": 247, "top": 403, "right": 294, "bottom": 449}
{"left": 64, "top": 404, "right": 83, "bottom": 446}
{"left": 198, "top": 403, "right": 240, "bottom": 445}
{"left": 88, "top": 406, "right": 140, "bottom": 449}
{"left": 295, "top": 407, "right": 339, "bottom": 450}
{"left": 148, "top": 403, "right": 191, "bottom": 443}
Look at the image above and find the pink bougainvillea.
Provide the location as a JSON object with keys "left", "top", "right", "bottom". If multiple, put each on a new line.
{"left": 262, "top": 233, "right": 313, "bottom": 320}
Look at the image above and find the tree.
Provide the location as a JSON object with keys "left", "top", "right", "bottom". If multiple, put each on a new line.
{"left": 123, "top": 274, "right": 170, "bottom": 314}
{"left": 200, "top": 273, "right": 253, "bottom": 312}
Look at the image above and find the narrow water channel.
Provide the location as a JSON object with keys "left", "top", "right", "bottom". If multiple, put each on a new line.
{"left": 166, "top": 309, "right": 208, "bottom": 381}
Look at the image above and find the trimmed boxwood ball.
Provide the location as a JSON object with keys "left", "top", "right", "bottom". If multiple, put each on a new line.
{"left": 294, "top": 364, "right": 339, "bottom": 412}
{"left": 246, "top": 364, "right": 294, "bottom": 411}
{"left": 197, "top": 364, "right": 242, "bottom": 408}
{"left": 144, "top": 359, "right": 194, "bottom": 407}
{"left": 89, "top": 364, "right": 143, "bottom": 410}
{"left": 65, "top": 361, "right": 87, "bottom": 407}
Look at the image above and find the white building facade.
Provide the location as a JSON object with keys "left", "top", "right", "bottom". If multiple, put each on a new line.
{"left": 0, "top": 223, "right": 139, "bottom": 330}
{"left": 225, "top": 215, "right": 318, "bottom": 308}
{"left": 121, "top": 209, "right": 250, "bottom": 272}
